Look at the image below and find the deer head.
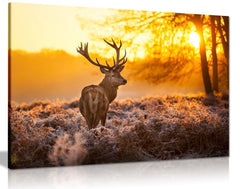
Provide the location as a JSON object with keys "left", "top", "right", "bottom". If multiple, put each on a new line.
{"left": 76, "top": 39, "right": 128, "bottom": 87}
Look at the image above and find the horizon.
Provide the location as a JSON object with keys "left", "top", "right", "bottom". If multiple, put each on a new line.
{"left": 9, "top": 49, "right": 205, "bottom": 104}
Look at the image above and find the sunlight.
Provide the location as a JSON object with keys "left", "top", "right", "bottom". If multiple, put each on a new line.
{"left": 130, "top": 32, "right": 153, "bottom": 60}
{"left": 189, "top": 32, "right": 200, "bottom": 48}
{"left": 136, "top": 48, "right": 146, "bottom": 59}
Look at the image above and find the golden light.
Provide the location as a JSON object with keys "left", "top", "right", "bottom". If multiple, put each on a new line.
{"left": 136, "top": 47, "right": 146, "bottom": 59}
{"left": 189, "top": 32, "right": 200, "bottom": 48}
{"left": 128, "top": 32, "right": 152, "bottom": 60}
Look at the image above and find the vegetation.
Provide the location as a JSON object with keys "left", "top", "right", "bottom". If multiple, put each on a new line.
{"left": 79, "top": 10, "right": 229, "bottom": 95}
{"left": 9, "top": 94, "right": 229, "bottom": 169}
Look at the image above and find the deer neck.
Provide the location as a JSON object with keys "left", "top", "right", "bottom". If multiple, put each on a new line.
{"left": 99, "top": 78, "right": 118, "bottom": 103}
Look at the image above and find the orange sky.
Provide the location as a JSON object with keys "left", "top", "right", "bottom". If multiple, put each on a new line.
{"left": 9, "top": 3, "right": 124, "bottom": 56}
{"left": 9, "top": 3, "right": 199, "bottom": 61}
{"left": 9, "top": 50, "right": 204, "bottom": 103}
{"left": 9, "top": 3, "right": 206, "bottom": 103}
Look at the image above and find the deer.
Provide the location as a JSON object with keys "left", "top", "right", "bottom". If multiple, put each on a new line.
{"left": 76, "top": 39, "right": 128, "bottom": 129}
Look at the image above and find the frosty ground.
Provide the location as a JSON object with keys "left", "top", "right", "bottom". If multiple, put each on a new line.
{"left": 9, "top": 95, "right": 229, "bottom": 168}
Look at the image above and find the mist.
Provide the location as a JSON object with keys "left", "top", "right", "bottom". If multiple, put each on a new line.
{"left": 9, "top": 49, "right": 204, "bottom": 104}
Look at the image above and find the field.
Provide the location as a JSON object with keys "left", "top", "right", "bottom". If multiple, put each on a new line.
{"left": 9, "top": 94, "right": 229, "bottom": 169}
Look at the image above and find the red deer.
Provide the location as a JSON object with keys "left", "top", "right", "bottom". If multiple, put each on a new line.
{"left": 77, "top": 39, "right": 128, "bottom": 129}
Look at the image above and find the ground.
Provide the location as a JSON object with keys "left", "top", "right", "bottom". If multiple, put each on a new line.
{"left": 9, "top": 94, "right": 229, "bottom": 169}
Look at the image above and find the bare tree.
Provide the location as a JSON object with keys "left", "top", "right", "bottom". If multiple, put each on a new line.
{"left": 217, "top": 16, "right": 229, "bottom": 88}
{"left": 78, "top": 10, "right": 229, "bottom": 95}
{"left": 190, "top": 14, "right": 213, "bottom": 95}
{"left": 210, "top": 16, "right": 219, "bottom": 92}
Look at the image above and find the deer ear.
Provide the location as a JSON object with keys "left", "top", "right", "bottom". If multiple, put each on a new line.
{"left": 100, "top": 67, "right": 108, "bottom": 74}
{"left": 115, "top": 66, "right": 125, "bottom": 72}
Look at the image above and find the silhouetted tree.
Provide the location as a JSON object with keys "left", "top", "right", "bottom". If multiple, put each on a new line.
{"left": 217, "top": 16, "right": 229, "bottom": 88}
{"left": 78, "top": 10, "right": 229, "bottom": 95}
{"left": 97, "top": 11, "right": 199, "bottom": 84}
{"left": 211, "top": 16, "right": 219, "bottom": 92}
{"left": 190, "top": 14, "right": 213, "bottom": 95}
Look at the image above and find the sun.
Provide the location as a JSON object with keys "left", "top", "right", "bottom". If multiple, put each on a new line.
{"left": 189, "top": 32, "right": 200, "bottom": 48}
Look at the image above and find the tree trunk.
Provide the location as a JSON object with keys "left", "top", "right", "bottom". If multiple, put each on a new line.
{"left": 217, "top": 16, "right": 229, "bottom": 88}
{"left": 211, "top": 16, "right": 219, "bottom": 92}
{"left": 222, "top": 16, "right": 229, "bottom": 61}
{"left": 194, "top": 15, "right": 213, "bottom": 95}
{"left": 217, "top": 17, "right": 229, "bottom": 63}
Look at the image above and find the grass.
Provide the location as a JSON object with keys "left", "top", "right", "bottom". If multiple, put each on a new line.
{"left": 9, "top": 94, "right": 229, "bottom": 168}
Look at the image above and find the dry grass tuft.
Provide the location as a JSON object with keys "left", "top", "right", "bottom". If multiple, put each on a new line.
{"left": 9, "top": 95, "right": 229, "bottom": 168}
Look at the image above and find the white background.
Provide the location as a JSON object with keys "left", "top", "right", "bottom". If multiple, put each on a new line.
{"left": 1, "top": 0, "right": 239, "bottom": 188}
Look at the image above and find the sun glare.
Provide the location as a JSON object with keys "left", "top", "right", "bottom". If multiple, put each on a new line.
{"left": 136, "top": 48, "right": 146, "bottom": 59}
{"left": 189, "top": 32, "right": 200, "bottom": 48}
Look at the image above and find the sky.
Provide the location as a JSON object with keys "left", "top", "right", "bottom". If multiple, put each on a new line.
{"left": 8, "top": 3, "right": 206, "bottom": 103}
{"left": 9, "top": 3, "right": 107, "bottom": 55}
{"left": 9, "top": 3, "right": 152, "bottom": 61}
{"left": 9, "top": 3, "right": 201, "bottom": 59}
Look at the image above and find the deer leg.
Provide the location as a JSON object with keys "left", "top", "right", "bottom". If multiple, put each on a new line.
{"left": 85, "top": 110, "right": 94, "bottom": 130}
{"left": 92, "top": 116, "right": 100, "bottom": 129}
{"left": 85, "top": 117, "right": 93, "bottom": 130}
{"left": 87, "top": 120, "right": 92, "bottom": 130}
{"left": 101, "top": 113, "right": 107, "bottom": 126}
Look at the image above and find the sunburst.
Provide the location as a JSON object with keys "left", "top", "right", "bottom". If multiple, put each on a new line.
{"left": 189, "top": 32, "right": 200, "bottom": 48}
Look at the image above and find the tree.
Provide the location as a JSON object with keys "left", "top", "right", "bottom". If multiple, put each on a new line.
{"left": 78, "top": 9, "right": 228, "bottom": 95}
{"left": 98, "top": 11, "right": 200, "bottom": 84}
{"left": 211, "top": 16, "right": 219, "bottom": 92}
{"left": 188, "top": 14, "right": 213, "bottom": 95}
{"left": 217, "top": 16, "right": 229, "bottom": 89}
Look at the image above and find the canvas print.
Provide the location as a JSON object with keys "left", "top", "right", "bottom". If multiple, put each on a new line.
{"left": 8, "top": 3, "right": 229, "bottom": 169}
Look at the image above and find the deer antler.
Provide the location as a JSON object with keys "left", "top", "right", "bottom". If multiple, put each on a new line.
{"left": 103, "top": 38, "right": 127, "bottom": 69}
{"left": 77, "top": 39, "right": 127, "bottom": 71}
{"left": 76, "top": 42, "right": 111, "bottom": 70}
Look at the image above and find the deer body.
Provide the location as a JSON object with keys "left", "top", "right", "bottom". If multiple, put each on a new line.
{"left": 79, "top": 85, "right": 109, "bottom": 129}
{"left": 77, "top": 39, "right": 127, "bottom": 129}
